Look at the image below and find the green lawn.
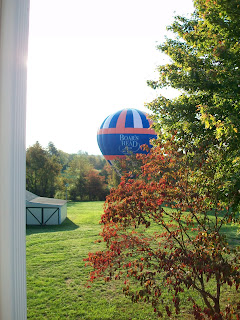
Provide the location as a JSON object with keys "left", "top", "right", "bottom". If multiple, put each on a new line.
{"left": 26, "top": 202, "right": 159, "bottom": 320}
{"left": 26, "top": 202, "right": 239, "bottom": 320}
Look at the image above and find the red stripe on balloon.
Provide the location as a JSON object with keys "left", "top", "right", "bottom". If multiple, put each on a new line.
{"left": 116, "top": 109, "right": 127, "bottom": 128}
{"left": 97, "top": 128, "right": 156, "bottom": 135}
{"left": 104, "top": 155, "right": 126, "bottom": 160}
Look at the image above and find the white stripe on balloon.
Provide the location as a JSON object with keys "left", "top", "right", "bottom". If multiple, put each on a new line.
{"left": 103, "top": 113, "right": 114, "bottom": 129}
{"left": 132, "top": 109, "right": 143, "bottom": 128}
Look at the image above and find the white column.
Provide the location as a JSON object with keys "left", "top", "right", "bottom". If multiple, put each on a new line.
{"left": 0, "top": 0, "right": 30, "bottom": 319}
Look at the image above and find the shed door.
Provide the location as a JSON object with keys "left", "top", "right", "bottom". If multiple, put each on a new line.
{"left": 26, "top": 207, "right": 60, "bottom": 225}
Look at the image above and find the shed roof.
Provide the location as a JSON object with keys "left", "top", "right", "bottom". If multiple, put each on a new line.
{"left": 26, "top": 190, "right": 38, "bottom": 201}
{"left": 26, "top": 190, "right": 67, "bottom": 206}
{"left": 29, "top": 197, "right": 66, "bottom": 206}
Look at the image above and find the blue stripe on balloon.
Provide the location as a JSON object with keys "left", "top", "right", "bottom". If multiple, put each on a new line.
{"left": 139, "top": 110, "right": 150, "bottom": 128}
{"left": 97, "top": 134, "right": 104, "bottom": 154}
{"left": 125, "top": 109, "right": 134, "bottom": 128}
{"left": 100, "top": 116, "right": 108, "bottom": 129}
{"left": 108, "top": 109, "right": 122, "bottom": 128}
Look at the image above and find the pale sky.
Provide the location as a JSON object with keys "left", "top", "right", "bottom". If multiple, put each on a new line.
{"left": 26, "top": 0, "right": 194, "bottom": 155}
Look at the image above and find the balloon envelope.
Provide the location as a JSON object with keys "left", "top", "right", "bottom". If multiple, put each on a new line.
{"left": 97, "top": 108, "right": 157, "bottom": 166}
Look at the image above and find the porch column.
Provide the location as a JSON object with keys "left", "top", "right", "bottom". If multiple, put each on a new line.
{"left": 0, "top": 0, "right": 30, "bottom": 319}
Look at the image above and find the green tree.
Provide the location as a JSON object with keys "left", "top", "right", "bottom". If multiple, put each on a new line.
{"left": 88, "top": 155, "right": 106, "bottom": 170}
{"left": 57, "top": 149, "right": 72, "bottom": 172}
{"left": 69, "top": 174, "right": 88, "bottom": 201}
{"left": 26, "top": 142, "right": 61, "bottom": 197}
{"left": 47, "top": 141, "right": 60, "bottom": 158}
{"left": 104, "top": 163, "right": 122, "bottom": 189}
{"left": 66, "top": 154, "right": 112, "bottom": 201}
{"left": 66, "top": 154, "right": 92, "bottom": 200}
{"left": 147, "top": 0, "right": 240, "bottom": 211}
{"left": 67, "top": 154, "right": 92, "bottom": 177}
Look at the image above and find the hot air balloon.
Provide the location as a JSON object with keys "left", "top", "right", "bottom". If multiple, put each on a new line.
{"left": 97, "top": 108, "right": 157, "bottom": 167}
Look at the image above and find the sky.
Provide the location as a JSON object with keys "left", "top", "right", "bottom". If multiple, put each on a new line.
{"left": 26, "top": 0, "right": 194, "bottom": 155}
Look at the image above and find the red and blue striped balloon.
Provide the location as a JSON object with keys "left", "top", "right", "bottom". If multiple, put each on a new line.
{"left": 97, "top": 108, "right": 157, "bottom": 166}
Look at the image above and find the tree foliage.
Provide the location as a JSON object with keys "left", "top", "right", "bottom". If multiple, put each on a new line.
{"left": 85, "top": 143, "right": 240, "bottom": 319}
{"left": 66, "top": 154, "right": 108, "bottom": 201}
{"left": 26, "top": 142, "right": 112, "bottom": 200}
{"left": 147, "top": 0, "right": 240, "bottom": 211}
{"left": 85, "top": 0, "right": 240, "bottom": 318}
{"left": 26, "top": 142, "right": 61, "bottom": 197}
{"left": 86, "top": 169, "right": 108, "bottom": 201}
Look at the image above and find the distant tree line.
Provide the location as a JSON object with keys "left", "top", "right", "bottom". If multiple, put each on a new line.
{"left": 26, "top": 141, "right": 120, "bottom": 201}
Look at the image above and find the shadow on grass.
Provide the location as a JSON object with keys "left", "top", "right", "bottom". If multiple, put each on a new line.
{"left": 26, "top": 217, "right": 79, "bottom": 235}
{"left": 161, "top": 206, "right": 240, "bottom": 247}
{"left": 204, "top": 210, "right": 239, "bottom": 246}
{"left": 220, "top": 225, "right": 240, "bottom": 246}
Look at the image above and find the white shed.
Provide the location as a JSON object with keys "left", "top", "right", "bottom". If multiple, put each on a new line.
{"left": 26, "top": 191, "right": 67, "bottom": 225}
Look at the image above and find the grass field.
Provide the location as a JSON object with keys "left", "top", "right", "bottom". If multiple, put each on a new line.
{"left": 26, "top": 202, "right": 239, "bottom": 320}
